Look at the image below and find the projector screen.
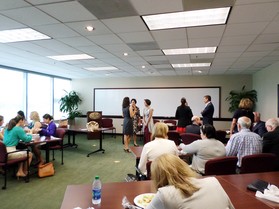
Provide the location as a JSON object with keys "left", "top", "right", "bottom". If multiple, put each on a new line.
{"left": 94, "top": 87, "right": 220, "bottom": 118}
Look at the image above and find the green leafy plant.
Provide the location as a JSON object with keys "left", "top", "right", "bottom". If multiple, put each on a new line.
{"left": 225, "top": 85, "right": 257, "bottom": 113}
{"left": 59, "top": 90, "right": 82, "bottom": 120}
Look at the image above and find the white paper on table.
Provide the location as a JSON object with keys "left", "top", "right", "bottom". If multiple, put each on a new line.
{"left": 255, "top": 184, "right": 279, "bottom": 203}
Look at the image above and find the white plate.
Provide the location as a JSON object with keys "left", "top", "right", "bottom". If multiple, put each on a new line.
{"left": 134, "top": 193, "right": 155, "bottom": 208}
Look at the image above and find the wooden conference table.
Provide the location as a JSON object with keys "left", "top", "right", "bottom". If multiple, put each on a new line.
{"left": 24, "top": 135, "right": 62, "bottom": 163}
{"left": 63, "top": 125, "right": 111, "bottom": 157}
{"left": 60, "top": 172, "right": 279, "bottom": 209}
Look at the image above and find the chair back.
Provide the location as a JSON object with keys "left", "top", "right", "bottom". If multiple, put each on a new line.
{"left": 180, "top": 133, "right": 200, "bottom": 145}
{"left": 204, "top": 156, "right": 238, "bottom": 176}
{"left": 153, "top": 119, "right": 160, "bottom": 124}
{"left": 146, "top": 161, "right": 152, "bottom": 180}
{"left": 55, "top": 128, "right": 66, "bottom": 140}
{"left": 215, "top": 130, "right": 228, "bottom": 144}
{"left": 167, "top": 131, "right": 181, "bottom": 145}
{"left": 163, "top": 120, "right": 177, "bottom": 126}
{"left": 101, "top": 118, "right": 113, "bottom": 128}
{"left": 240, "top": 153, "right": 277, "bottom": 174}
{"left": 0, "top": 142, "right": 7, "bottom": 163}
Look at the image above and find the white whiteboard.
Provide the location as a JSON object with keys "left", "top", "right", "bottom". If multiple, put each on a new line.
{"left": 94, "top": 87, "right": 220, "bottom": 118}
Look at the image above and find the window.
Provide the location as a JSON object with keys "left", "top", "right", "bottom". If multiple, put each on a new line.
{"left": 27, "top": 74, "right": 53, "bottom": 121}
{"left": 0, "top": 68, "right": 25, "bottom": 122}
{"left": 0, "top": 67, "right": 71, "bottom": 124}
{"left": 53, "top": 78, "right": 71, "bottom": 119}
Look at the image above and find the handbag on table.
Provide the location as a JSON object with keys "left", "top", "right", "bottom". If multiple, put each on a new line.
{"left": 38, "top": 162, "right": 55, "bottom": 178}
{"left": 86, "top": 121, "right": 99, "bottom": 132}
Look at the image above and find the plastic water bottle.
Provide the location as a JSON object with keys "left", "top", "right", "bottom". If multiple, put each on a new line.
{"left": 92, "top": 176, "right": 102, "bottom": 205}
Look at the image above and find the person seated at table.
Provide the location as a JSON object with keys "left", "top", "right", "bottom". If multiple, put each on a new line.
{"left": 138, "top": 122, "right": 178, "bottom": 174}
{"left": 17, "top": 110, "right": 29, "bottom": 127}
{"left": 185, "top": 115, "right": 202, "bottom": 135}
{"left": 3, "top": 116, "right": 33, "bottom": 178}
{"left": 28, "top": 111, "right": 42, "bottom": 134}
{"left": 0, "top": 115, "right": 5, "bottom": 140}
{"left": 179, "top": 124, "right": 226, "bottom": 175}
{"left": 39, "top": 114, "right": 56, "bottom": 137}
{"left": 146, "top": 154, "right": 235, "bottom": 209}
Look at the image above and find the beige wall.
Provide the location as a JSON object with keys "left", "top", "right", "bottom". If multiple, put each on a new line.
{"left": 72, "top": 75, "right": 252, "bottom": 131}
{"left": 253, "top": 61, "right": 279, "bottom": 121}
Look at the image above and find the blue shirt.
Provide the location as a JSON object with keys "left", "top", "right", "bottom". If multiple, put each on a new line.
{"left": 3, "top": 126, "right": 32, "bottom": 147}
{"left": 40, "top": 121, "right": 56, "bottom": 137}
{"left": 226, "top": 128, "right": 262, "bottom": 167}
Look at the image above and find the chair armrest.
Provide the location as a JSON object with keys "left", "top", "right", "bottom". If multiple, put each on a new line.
{"left": 135, "top": 166, "right": 147, "bottom": 181}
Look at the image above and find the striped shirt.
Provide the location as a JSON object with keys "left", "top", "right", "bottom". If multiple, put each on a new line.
{"left": 226, "top": 128, "right": 262, "bottom": 167}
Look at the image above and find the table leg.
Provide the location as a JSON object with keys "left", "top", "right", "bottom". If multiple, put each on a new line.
{"left": 63, "top": 131, "right": 78, "bottom": 148}
{"left": 87, "top": 131, "right": 105, "bottom": 157}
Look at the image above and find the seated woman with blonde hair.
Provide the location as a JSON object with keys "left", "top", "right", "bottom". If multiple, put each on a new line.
{"left": 28, "top": 111, "right": 42, "bottom": 134}
{"left": 138, "top": 122, "right": 178, "bottom": 174}
{"left": 146, "top": 154, "right": 235, "bottom": 209}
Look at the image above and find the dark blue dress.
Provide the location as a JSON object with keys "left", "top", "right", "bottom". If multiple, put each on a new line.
{"left": 123, "top": 107, "right": 133, "bottom": 136}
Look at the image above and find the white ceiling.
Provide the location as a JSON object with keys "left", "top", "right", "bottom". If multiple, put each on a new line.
{"left": 0, "top": 0, "right": 278, "bottom": 79}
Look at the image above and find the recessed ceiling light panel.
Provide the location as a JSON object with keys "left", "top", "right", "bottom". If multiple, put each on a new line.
{"left": 48, "top": 54, "right": 94, "bottom": 61}
{"left": 0, "top": 28, "right": 51, "bottom": 43}
{"left": 163, "top": 47, "right": 217, "bottom": 55}
{"left": 142, "top": 7, "right": 230, "bottom": 30}
{"left": 84, "top": 67, "right": 118, "bottom": 71}
{"left": 172, "top": 63, "right": 211, "bottom": 68}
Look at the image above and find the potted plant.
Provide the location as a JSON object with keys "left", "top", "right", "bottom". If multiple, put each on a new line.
{"left": 225, "top": 85, "right": 257, "bottom": 113}
{"left": 59, "top": 90, "right": 82, "bottom": 121}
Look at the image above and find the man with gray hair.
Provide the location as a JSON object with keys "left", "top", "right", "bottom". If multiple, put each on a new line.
{"left": 185, "top": 116, "right": 201, "bottom": 135}
{"left": 262, "top": 118, "right": 279, "bottom": 170}
{"left": 226, "top": 116, "right": 262, "bottom": 168}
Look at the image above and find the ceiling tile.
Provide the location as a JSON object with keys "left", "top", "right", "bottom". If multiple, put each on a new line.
{"left": 37, "top": 1, "right": 97, "bottom": 22}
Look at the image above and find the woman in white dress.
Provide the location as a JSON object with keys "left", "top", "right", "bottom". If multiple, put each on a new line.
{"left": 143, "top": 99, "right": 154, "bottom": 144}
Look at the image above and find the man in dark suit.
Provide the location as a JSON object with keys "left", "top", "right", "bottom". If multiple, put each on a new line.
{"left": 262, "top": 118, "right": 279, "bottom": 170}
{"left": 252, "top": 112, "right": 267, "bottom": 137}
{"left": 201, "top": 95, "right": 214, "bottom": 125}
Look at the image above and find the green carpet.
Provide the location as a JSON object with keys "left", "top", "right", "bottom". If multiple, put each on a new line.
{"left": 0, "top": 134, "right": 141, "bottom": 209}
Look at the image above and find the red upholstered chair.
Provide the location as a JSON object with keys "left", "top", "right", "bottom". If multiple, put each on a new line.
{"left": 240, "top": 153, "right": 277, "bottom": 174}
{"left": 42, "top": 128, "right": 66, "bottom": 165}
{"left": 215, "top": 130, "right": 228, "bottom": 144}
{"left": 204, "top": 156, "right": 238, "bottom": 176}
{"left": 167, "top": 131, "right": 181, "bottom": 145}
{"left": 164, "top": 120, "right": 177, "bottom": 130}
{"left": 146, "top": 161, "right": 152, "bottom": 180}
{"left": 153, "top": 119, "right": 160, "bottom": 124}
{"left": 0, "top": 142, "right": 30, "bottom": 189}
{"left": 180, "top": 133, "right": 200, "bottom": 145}
{"left": 101, "top": 118, "right": 116, "bottom": 138}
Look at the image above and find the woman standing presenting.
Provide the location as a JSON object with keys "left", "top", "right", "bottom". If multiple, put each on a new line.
{"left": 143, "top": 99, "right": 154, "bottom": 144}
{"left": 122, "top": 97, "right": 136, "bottom": 153}
{"left": 175, "top": 97, "right": 193, "bottom": 133}
{"left": 131, "top": 98, "right": 140, "bottom": 146}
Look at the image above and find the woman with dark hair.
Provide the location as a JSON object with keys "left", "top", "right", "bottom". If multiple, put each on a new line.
{"left": 122, "top": 97, "right": 136, "bottom": 152}
{"left": 39, "top": 114, "right": 56, "bottom": 137}
{"left": 229, "top": 98, "right": 254, "bottom": 136}
{"left": 146, "top": 154, "right": 235, "bottom": 209}
{"left": 131, "top": 98, "right": 140, "bottom": 146}
{"left": 175, "top": 97, "right": 193, "bottom": 133}
{"left": 179, "top": 124, "right": 225, "bottom": 175}
{"left": 143, "top": 99, "right": 154, "bottom": 144}
{"left": 3, "top": 116, "right": 33, "bottom": 177}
